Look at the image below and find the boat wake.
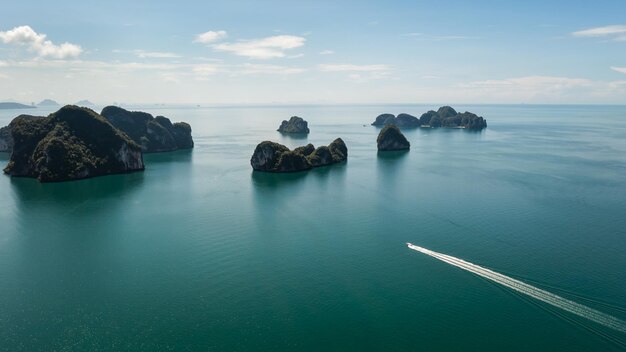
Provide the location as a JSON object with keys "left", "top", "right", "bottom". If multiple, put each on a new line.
{"left": 407, "top": 243, "right": 626, "bottom": 336}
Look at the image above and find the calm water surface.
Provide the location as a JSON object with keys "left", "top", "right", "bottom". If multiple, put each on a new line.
{"left": 0, "top": 104, "right": 625, "bottom": 351}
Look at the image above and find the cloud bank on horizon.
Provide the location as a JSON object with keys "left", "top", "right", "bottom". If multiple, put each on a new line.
{"left": 0, "top": 0, "right": 625, "bottom": 105}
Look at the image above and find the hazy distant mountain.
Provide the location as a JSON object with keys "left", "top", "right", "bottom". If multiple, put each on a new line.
{"left": 37, "top": 99, "right": 60, "bottom": 107}
{"left": 75, "top": 100, "right": 96, "bottom": 107}
{"left": 0, "top": 102, "right": 35, "bottom": 110}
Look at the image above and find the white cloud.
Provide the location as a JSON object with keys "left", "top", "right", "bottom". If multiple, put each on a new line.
{"left": 194, "top": 30, "right": 227, "bottom": 43}
{"left": 0, "top": 60, "right": 7, "bottom": 67}
{"left": 460, "top": 76, "right": 592, "bottom": 89}
{"left": 134, "top": 50, "right": 181, "bottom": 58}
{"left": 318, "top": 64, "right": 390, "bottom": 72}
{"left": 572, "top": 25, "right": 626, "bottom": 41}
{"left": 403, "top": 33, "right": 478, "bottom": 41}
{"left": 237, "top": 63, "right": 305, "bottom": 75}
{"left": 0, "top": 25, "right": 82, "bottom": 59}
{"left": 192, "top": 64, "right": 219, "bottom": 76}
{"left": 213, "top": 35, "right": 305, "bottom": 59}
{"left": 611, "top": 66, "right": 626, "bottom": 74}
{"left": 319, "top": 50, "right": 334, "bottom": 55}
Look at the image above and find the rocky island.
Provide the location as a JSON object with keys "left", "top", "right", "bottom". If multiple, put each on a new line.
{"left": 101, "top": 106, "right": 194, "bottom": 153}
{"left": 372, "top": 106, "right": 487, "bottom": 129}
{"left": 3, "top": 105, "right": 144, "bottom": 182}
{"left": 377, "top": 125, "right": 410, "bottom": 151}
{"left": 277, "top": 116, "right": 309, "bottom": 134}
{"left": 372, "top": 113, "right": 420, "bottom": 128}
{"left": 0, "top": 124, "right": 12, "bottom": 152}
{"left": 251, "top": 138, "right": 347, "bottom": 172}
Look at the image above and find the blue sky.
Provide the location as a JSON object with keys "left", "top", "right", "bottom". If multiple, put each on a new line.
{"left": 1, "top": 0, "right": 625, "bottom": 104}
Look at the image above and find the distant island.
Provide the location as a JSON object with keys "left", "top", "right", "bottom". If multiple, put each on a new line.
{"left": 101, "top": 106, "right": 194, "bottom": 153}
{"left": 372, "top": 106, "right": 487, "bottom": 129}
{"left": 37, "top": 99, "right": 60, "bottom": 107}
{"left": 277, "top": 116, "right": 310, "bottom": 134}
{"left": 251, "top": 138, "right": 347, "bottom": 172}
{"left": 3, "top": 106, "right": 144, "bottom": 182}
{"left": 0, "top": 102, "right": 35, "bottom": 110}
{"left": 75, "top": 100, "right": 96, "bottom": 107}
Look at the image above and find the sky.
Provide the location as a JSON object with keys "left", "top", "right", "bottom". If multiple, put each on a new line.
{"left": 0, "top": 0, "right": 625, "bottom": 105}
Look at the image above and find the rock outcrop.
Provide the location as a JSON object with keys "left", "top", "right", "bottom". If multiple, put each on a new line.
{"left": 0, "top": 115, "right": 45, "bottom": 153}
{"left": 101, "top": 106, "right": 194, "bottom": 152}
{"left": 0, "top": 125, "right": 12, "bottom": 152}
{"left": 419, "top": 106, "right": 487, "bottom": 129}
{"left": 371, "top": 113, "right": 420, "bottom": 128}
{"left": 372, "top": 113, "right": 396, "bottom": 126}
{"left": 373, "top": 106, "right": 487, "bottom": 130}
{"left": 277, "top": 116, "right": 310, "bottom": 134}
{"left": 251, "top": 138, "right": 347, "bottom": 172}
{"left": 3, "top": 105, "right": 144, "bottom": 182}
{"left": 377, "top": 125, "right": 410, "bottom": 151}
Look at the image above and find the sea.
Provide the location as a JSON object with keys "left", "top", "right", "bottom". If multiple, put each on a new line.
{"left": 1, "top": 104, "right": 625, "bottom": 351}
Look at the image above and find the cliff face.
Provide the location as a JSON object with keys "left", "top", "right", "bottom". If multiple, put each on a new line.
{"left": 3, "top": 105, "right": 144, "bottom": 182}
{"left": 251, "top": 138, "right": 347, "bottom": 172}
{"left": 0, "top": 125, "right": 12, "bottom": 152}
{"left": 101, "top": 106, "right": 194, "bottom": 153}
{"left": 277, "top": 116, "right": 310, "bottom": 134}
{"left": 377, "top": 125, "right": 410, "bottom": 151}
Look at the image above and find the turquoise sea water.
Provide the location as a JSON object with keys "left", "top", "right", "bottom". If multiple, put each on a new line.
{"left": 1, "top": 104, "right": 625, "bottom": 351}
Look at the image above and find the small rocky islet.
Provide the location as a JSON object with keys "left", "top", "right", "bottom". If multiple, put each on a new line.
{"left": 277, "top": 116, "right": 309, "bottom": 134}
{"left": 1, "top": 105, "right": 194, "bottom": 182}
{"left": 251, "top": 138, "right": 347, "bottom": 173}
{"left": 377, "top": 125, "right": 410, "bottom": 151}
{"left": 372, "top": 106, "right": 487, "bottom": 129}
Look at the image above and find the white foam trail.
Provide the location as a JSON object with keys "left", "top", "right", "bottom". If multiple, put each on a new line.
{"left": 407, "top": 243, "right": 626, "bottom": 334}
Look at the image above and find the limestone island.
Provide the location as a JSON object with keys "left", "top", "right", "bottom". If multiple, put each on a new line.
{"left": 3, "top": 105, "right": 144, "bottom": 182}
{"left": 377, "top": 125, "right": 410, "bottom": 151}
{"left": 372, "top": 106, "right": 487, "bottom": 129}
{"left": 277, "top": 116, "right": 309, "bottom": 134}
{"left": 372, "top": 113, "right": 420, "bottom": 128}
{"left": 251, "top": 138, "right": 347, "bottom": 172}
{"left": 101, "top": 106, "right": 194, "bottom": 153}
{"left": 0, "top": 124, "right": 12, "bottom": 152}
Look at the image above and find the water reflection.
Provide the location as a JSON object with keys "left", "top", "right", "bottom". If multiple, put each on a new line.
{"left": 250, "top": 164, "right": 347, "bottom": 233}
{"left": 10, "top": 171, "right": 145, "bottom": 210}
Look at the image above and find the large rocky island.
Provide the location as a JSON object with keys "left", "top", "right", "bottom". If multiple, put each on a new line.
{"left": 3, "top": 105, "right": 144, "bottom": 182}
{"left": 101, "top": 106, "right": 194, "bottom": 152}
{"left": 277, "top": 116, "right": 309, "bottom": 134}
{"left": 251, "top": 138, "right": 347, "bottom": 172}
{"left": 372, "top": 106, "right": 487, "bottom": 129}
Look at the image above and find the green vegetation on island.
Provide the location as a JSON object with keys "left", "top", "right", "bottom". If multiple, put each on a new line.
{"left": 101, "top": 106, "right": 194, "bottom": 153}
{"left": 377, "top": 125, "right": 410, "bottom": 151}
{"left": 372, "top": 106, "right": 487, "bottom": 129}
{"left": 3, "top": 105, "right": 144, "bottom": 182}
{"left": 277, "top": 116, "right": 310, "bottom": 134}
{"left": 251, "top": 138, "right": 347, "bottom": 172}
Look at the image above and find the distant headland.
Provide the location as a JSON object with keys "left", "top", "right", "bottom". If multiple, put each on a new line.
{"left": 0, "top": 102, "right": 35, "bottom": 110}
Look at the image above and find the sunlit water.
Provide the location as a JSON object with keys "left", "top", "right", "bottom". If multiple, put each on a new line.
{"left": 1, "top": 104, "right": 625, "bottom": 351}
